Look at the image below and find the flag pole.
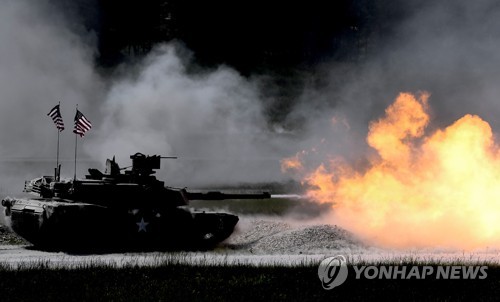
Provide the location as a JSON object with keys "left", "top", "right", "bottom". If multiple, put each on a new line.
{"left": 56, "top": 101, "right": 61, "bottom": 181}
{"left": 56, "top": 126, "right": 60, "bottom": 181}
{"left": 48, "top": 102, "right": 65, "bottom": 181}
{"left": 74, "top": 104, "right": 78, "bottom": 181}
{"left": 72, "top": 105, "right": 91, "bottom": 182}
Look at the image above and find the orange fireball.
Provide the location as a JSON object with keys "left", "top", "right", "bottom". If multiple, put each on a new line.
{"left": 281, "top": 151, "right": 305, "bottom": 173}
{"left": 301, "top": 92, "right": 500, "bottom": 249}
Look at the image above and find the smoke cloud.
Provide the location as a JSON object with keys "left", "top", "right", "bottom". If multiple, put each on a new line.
{"left": 87, "top": 44, "right": 293, "bottom": 185}
{"left": 0, "top": 0, "right": 100, "bottom": 156}
{"left": 0, "top": 0, "right": 102, "bottom": 198}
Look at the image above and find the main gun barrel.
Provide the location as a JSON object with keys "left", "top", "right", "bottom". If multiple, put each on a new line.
{"left": 186, "top": 191, "right": 271, "bottom": 201}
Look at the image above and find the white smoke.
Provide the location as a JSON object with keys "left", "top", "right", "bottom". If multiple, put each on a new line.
{"left": 0, "top": 0, "right": 101, "bottom": 196}
{"left": 0, "top": 0, "right": 100, "bottom": 158}
{"left": 87, "top": 44, "right": 294, "bottom": 185}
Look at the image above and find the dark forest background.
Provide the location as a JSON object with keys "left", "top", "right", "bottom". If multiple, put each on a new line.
{"left": 54, "top": 0, "right": 415, "bottom": 73}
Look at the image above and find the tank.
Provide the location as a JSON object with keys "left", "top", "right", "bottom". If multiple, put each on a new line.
{"left": 1, "top": 153, "right": 270, "bottom": 251}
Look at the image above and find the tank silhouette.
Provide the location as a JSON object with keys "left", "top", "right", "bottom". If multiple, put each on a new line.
{"left": 1, "top": 153, "right": 270, "bottom": 250}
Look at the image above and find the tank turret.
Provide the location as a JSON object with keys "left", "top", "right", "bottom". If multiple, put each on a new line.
{"left": 1, "top": 153, "right": 270, "bottom": 251}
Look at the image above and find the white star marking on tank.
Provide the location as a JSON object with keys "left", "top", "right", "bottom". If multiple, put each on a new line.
{"left": 136, "top": 218, "right": 149, "bottom": 232}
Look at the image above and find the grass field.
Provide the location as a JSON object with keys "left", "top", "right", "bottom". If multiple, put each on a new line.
{"left": 0, "top": 259, "right": 499, "bottom": 301}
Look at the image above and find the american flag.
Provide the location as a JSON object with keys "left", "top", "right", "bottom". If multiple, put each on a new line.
{"left": 73, "top": 109, "right": 92, "bottom": 137}
{"left": 47, "top": 104, "right": 64, "bottom": 131}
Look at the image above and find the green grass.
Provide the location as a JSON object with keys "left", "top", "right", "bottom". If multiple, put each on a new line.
{"left": 1, "top": 259, "right": 500, "bottom": 301}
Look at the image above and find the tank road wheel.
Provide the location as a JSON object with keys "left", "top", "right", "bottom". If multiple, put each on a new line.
{"left": 193, "top": 213, "right": 239, "bottom": 249}
{"left": 199, "top": 218, "right": 224, "bottom": 247}
{"left": 159, "top": 208, "right": 197, "bottom": 249}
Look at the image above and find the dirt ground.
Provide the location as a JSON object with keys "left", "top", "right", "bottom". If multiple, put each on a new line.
{"left": 0, "top": 224, "right": 27, "bottom": 245}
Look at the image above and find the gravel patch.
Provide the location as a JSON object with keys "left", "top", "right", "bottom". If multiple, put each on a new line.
{"left": 226, "top": 219, "right": 363, "bottom": 254}
{"left": 0, "top": 224, "right": 27, "bottom": 245}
